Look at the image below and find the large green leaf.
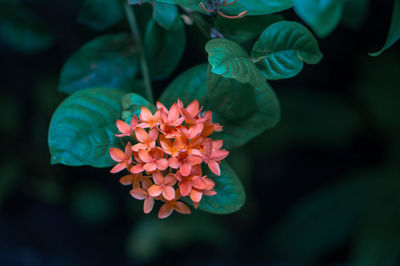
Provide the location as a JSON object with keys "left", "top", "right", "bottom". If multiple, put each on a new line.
{"left": 144, "top": 18, "right": 186, "bottom": 80}
{"left": 251, "top": 21, "right": 323, "bottom": 80}
{"left": 211, "top": 77, "right": 280, "bottom": 149}
{"left": 370, "top": 0, "right": 400, "bottom": 56}
{"left": 293, "top": 0, "right": 347, "bottom": 37}
{"left": 183, "top": 162, "right": 245, "bottom": 214}
{"left": 59, "top": 33, "right": 140, "bottom": 94}
{"left": 155, "top": 0, "right": 293, "bottom": 15}
{"left": 159, "top": 64, "right": 208, "bottom": 107}
{"left": 206, "top": 38, "right": 265, "bottom": 87}
{"left": 48, "top": 88, "right": 126, "bottom": 167}
{"left": 215, "top": 14, "right": 283, "bottom": 44}
{"left": 207, "top": 67, "right": 257, "bottom": 120}
{"left": 0, "top": 2, "right": 55, "bottom": 54}
{"left": 78, "top": 0, "right": 124, "bottom": 31}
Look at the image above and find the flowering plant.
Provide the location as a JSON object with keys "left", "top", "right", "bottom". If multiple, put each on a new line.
{"left": 47, "top": 0, "right": 399, "bottom": 218}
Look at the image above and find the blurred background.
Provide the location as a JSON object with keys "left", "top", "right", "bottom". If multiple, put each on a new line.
{"left": 1, "top": 0, "right": 400, "bottom": 265}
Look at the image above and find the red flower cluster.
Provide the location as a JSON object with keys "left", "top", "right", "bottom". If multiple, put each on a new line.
{"left": 109, "top": 99, "right": 229, "bottom": 218}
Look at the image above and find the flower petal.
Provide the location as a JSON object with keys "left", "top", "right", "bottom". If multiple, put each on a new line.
{"left": 110, "top": 162, "right": 126, "bottom": 173}
{"left": 178, "top": 180, "right": 192, "bottom": 196}
{"left": 116, "top": 120, "right": 130, "bottom": 134}
{"left": 168, "top": 103, "right": 180, "bottom": 122}
{"left": 143, "top": 197, "right": 154, "bottom": 214}
{"left": 186, "top": 155, "right": 203, "bottom": 166}
{"left": 162, "top": 186, "right": 176, "bottom": 201}
{"left": 164, "top": 173, "right": 177, "bottom": 186}
{"left": 208, "top": 160, "right": 221, "bottom": 176}
{"left": 138, "top": 149, "right": 153, "bottom": 163}
{"left": 190, "top": 189, "right": 203, "bottom": 203}
{"left": 158, "top": 203, "right": 174, "bottom": 219}
{"left": 180, "top": 163, "right": 191, "bottom": 176}
{"left": 119, "top": 174, "right": 133, "bottom": 185}
{"left": 130, "top": 188, "right": 147, "bottom": 200}
{"left": 134, "top": 127, "right": 148, "bottom": 143}
{"left": 168, "top": 157, "right": 181, "bottom": 169}
{"left": 188, "top": 123, "right": 204, "bottom": 139}
{"left": 129, "top": 164, "right": 144, "bottom": 174}
{"left": 109, "top": 148, "right": 125, "bottom": 162}
{"left": 174, "top": 201, "right": 191, "bottom": 214}
{"left": 139, "top": 106, "right": 153, "bottom": 121}
{"left": 143, "top": 162, "right": 157, "bottom": 172}
{"left": 148, "top": 128, "right": 158, "bottom": 141}
{"left": 152, "top": 171, "right": 164, "bottom": 185}
{"left": 212, "top": 149, "right": 229, "bottom": 161}
{"left": 147, "top": 184, "right": 162, "bottom": 197}
{"left": 156, "top": 158, "right": 168, "bottom": 171}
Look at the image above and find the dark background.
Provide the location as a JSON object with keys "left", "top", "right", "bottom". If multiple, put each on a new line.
{"left": 1, "top": 0, "right": 400, "bottom": 265}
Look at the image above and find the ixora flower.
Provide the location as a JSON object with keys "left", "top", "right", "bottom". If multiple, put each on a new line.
{"left": 109, "top": 99, "right": 228, "bottom": 219}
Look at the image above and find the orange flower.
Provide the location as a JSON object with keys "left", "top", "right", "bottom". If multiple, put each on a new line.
{"left": 109, "top": 143, "right": 132, "bottom": 173}
{"left": 115, "top": 116, "right": 138, "bottom": 137}
{"left": 130, "top": 179, "right": 155, "bottom": 214}
{"left": 147, "top": 171, "right": 177, "bottom": 201}
{"left": 158, "top": 189, "right": 191, "bottom": 219}
{"left": 203, "top": 139, "right": 229, "bottom": 176}
{"left": 131, "top": 127, "right": 158, "bottom": 151}
{"left": 109, "top": 99, "right": 228, "bottom": 218}
{"left": 138, "top": 107, "right": 160, "bottom": 128}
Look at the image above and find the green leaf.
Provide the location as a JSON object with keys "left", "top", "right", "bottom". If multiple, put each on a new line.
{"left": 155, "top": 0, "right": 293, "bottom": 15}
{"left": 183, "top": 162, "right": 245, "bottom": 214}
{"left": 121, "top": 92, "right": 156, "bottom": 121}
{"left": 0, "top": 2, "right": 55, "bottom": 54}
{"left": 211, "top": 77, "right": 280, "bottom": 149}
{"left": 215, "top": 14, "right": 283, "bottom": 44}
{"left": 153, "top": 2, "right": 179, "bottom": 30}
{"left": 207, "top": 67, "right": 257, "bottom": 120}
{"left": 251, "top": 21, "right": 323, "bottom": 80}
{"left": 59, "top": 33, "right": 140, "bottom": 94}
{"left": 78, "top": 0, "right": 124, "bottom": 31}
{"left": 206, "top": 38, "right": 265, "bottom": 87}
{"left": 159, "top": 64, "right": 208, "bottom": 107}
{"left": 370, "top": 0, "right": 400, "bottom": 56}
{"left": 341, "top": 0, "right": 370, "bottom": 30}
{"left": 48, "top": 88, "right": 126, "bottom": 167}
{"left": 293, "top": 0, "right": 347, "bottom": 37}
{"left": 144, "top": 18, "right": 186, "bottom": 80}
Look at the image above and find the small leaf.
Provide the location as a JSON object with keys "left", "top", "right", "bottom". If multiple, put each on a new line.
{"left": 293, "top": 0, "right": 347, "bottom": 38}
{"left": 183, "top": 162, "right": 246, "bottom": 214}
{"left": 153, "top": 2, "right": 179, "bottom": 30}
{"left": 59, "top": 33, "right": 140, "bottom": 95}
{"left": 159, "top": 64, "right": 208, "bottom": 107}
{"left": 48, "top": 88, "right": 126, "bottom": 167}
{"left": 215, "top": 14, "right": 283, "bottom": 44}
{"left": 78, "top": 0, "right": 124, "bottom": 31}
{"left": 121, "top": 92, "right": 156, "bottom": 121}
{"left": 0, "top": 2, "right": 55, "bottom": 54}
{"left": 206, "top": 38, "right": 265, "bottom": 88}
{"left": 207, "top": 67, "right": 257, "bottom": 120}
{"left": 370, "top": 0, "right": 400, "bottom": 56}
{"left": 144, "top": 18, "right": 186, "bottom": 80}
{"left": 251, "top": 21, "right": 323, "bottom": 80}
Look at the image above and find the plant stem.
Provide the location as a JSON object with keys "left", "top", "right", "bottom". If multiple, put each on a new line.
{"left": 124, "top": 2, "right": 154, "bottom": 104}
